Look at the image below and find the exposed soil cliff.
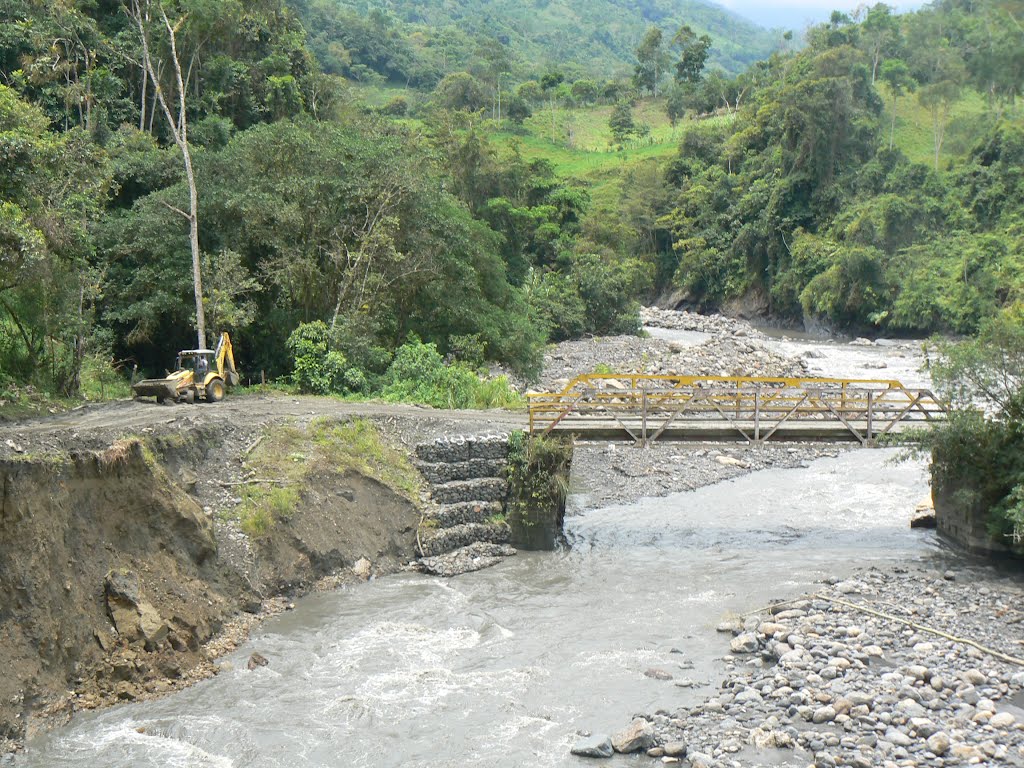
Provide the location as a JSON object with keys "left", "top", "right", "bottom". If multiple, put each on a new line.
{"left": 0, "top": 417, "right": 424, "bottom": 753}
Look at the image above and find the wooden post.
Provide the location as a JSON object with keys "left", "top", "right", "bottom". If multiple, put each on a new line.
{"left": 641, "top": 387, "right": 648, "bottom": 447}
{"left": 866, "top": 391, "right": 874, "bottom": 443}
{"left": 754, "top": 387, "right": 760, "bottom": 443}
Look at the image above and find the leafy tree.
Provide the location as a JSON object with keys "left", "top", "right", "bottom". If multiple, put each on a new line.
{"left": 287, "top": 320, "right": 351, "bottom": 394}
{"left": 860, "top": 3, "right": 899, "bottom": 83}
{"left": 924, "top": 307, "right": 1024, "bottom": 543}
{"left": 505, "top": 94, "right": 532, "bottom": 124}
{"left": 0, "top": 86, "right": 110, "bottom": 393}
{"left": 672, "top": 24, "right": 712, "bottom": 85}
{"left": 434, "top": 71, "right": 487, "bottom": 111}
{"left": 879, "top": 58, "right": 915, "bottom": 150}
{"left": 918, "top": 70, "right": 964, "bottom": 169}
{"left": 608, "top": 101, "right": 636, "bottom": 143}
{"left": 633, "top": 27, "right": 669, "bottom": 96}
{"left": 570, "top": 79, "right": 599, "bottom": 105}
{"left": 540, "top": 71, "right": 564, "bottom": 138}
{"left": 665, "top": 84, "right": 686, "bottom": 126}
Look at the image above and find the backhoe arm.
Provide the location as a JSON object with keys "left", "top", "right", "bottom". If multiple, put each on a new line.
{"left": 215, "top": 332, "right": 239, "bottom": 386}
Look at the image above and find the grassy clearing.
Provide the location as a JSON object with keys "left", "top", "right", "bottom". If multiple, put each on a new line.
{"left": 489, "top": 102, "right": 734, "bottom": 206}
{"left": 232, "top": 417, "right": 422, "bottom": 538}
{"left": 880, "top": 84, "right": 1003, "bottom": 167}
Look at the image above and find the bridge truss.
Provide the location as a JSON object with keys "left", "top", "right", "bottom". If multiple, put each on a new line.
{"left": 527, "top": 374, "right": 947, "bottom": 446}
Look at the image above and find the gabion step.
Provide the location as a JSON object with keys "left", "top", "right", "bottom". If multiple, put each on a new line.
{"left": 426, "top": 501, "right": 504, "bottom": 528}
{"left": 417, "top": 458, "right": 506, "bottom": 485}
{"left": 418, "top": 522, "right": 510, "bottom": 557}
{"left": 415, "top": 435, "right": 510, "bottom": 463}
{"left": 430, "top": 477, "right": 508, "bottom": 505}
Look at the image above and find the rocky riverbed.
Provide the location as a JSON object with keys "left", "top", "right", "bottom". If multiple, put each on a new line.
{"left": 569, "top": 442, "right": 852, "bottom": 508}
{"left": 640, "top": 307, "right": 767, "bottom": 339}
{"left": 587, "top": 564, "right": 1024, "bottom": 767}
{"left": 534, "top": 335, "right": 808, "bottom": 393}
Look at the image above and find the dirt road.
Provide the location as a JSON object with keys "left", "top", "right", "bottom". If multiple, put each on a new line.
{"left": 0, "top": 394, "right": 527, "bottom": 459}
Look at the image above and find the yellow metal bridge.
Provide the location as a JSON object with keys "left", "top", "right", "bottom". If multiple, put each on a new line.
{"left": 527, "top": 374, "right": 947, "bottom": 446}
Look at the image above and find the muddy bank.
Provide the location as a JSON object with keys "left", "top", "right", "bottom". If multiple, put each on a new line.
{"left": 599, "top": 564, "right": 1024, "bottom": 767}
{"left": 0, "top": 417, "right": 427, "bottom": 754}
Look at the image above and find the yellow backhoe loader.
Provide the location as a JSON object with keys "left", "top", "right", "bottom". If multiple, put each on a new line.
{"left": 132, "top": 332, "right": 240, "bottom": 404}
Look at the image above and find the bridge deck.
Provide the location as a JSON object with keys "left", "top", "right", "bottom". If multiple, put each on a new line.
{"left": 527, "top": 374, "right": 946, "bottom": 446}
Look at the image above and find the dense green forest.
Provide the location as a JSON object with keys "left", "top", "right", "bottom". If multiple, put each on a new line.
{"left": 0, "top": 0, "right": 1022, "bottom": 406}
{"left": 291, "top": 0, "right": 784, "bottom": 86}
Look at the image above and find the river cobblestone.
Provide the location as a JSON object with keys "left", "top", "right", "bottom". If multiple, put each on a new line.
{"left": 621, "top": 565, "right": 1024, "bottom": 766}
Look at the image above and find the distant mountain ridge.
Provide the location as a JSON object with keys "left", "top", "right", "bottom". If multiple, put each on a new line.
{"left": 318, "top": 0, "right": 785, "bottom": 78}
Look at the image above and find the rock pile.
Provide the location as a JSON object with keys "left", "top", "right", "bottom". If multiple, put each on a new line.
{"left": 610, "top": 566, "right": 1024, "bottom": 767}
{"left": 641, "top": 307, "right": 766, "bottom": 339}
{"left": 537, "top": 336, "right": 808, "bottom": 392}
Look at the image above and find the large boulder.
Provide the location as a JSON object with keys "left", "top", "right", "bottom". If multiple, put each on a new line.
{"left": 104, "top": 570, "right": 168, "bottom": 650}
{"left": 612, "top": 719, "right": 654, "bottom": 753}
{"left": 570, "top": 734, "right": 613, "bottom": 758}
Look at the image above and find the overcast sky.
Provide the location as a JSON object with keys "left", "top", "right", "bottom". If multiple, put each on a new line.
{"left": 717, "top": 0, "right": 926, "bottom": 30}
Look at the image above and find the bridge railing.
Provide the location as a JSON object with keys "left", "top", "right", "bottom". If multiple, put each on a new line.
{"left": 526, "top": 374, "right": 947, "bottom": 445}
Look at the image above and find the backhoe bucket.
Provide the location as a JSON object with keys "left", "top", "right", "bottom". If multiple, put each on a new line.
{"left": 132, "top": 378, "right": 179, "bottom": 401}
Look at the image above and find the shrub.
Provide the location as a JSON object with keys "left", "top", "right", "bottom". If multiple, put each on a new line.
{"left": 286, "top": 320, "right": 365, "bottom": 395}
{"left": 380, "top": 338, "right": 521, "bottom": 409}
{"left": 923, "top": 307, "right": 1024, "bottom": 543}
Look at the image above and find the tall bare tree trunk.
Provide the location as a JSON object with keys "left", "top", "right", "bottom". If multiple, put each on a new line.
{"left": 139, "top": 66, "right": 148, "bottom": 130}
{"left": 128, "top": 0, "right": 206, "bottom": 349}
{"left": 889, "top": 95, "right": 897, "bottom": 150}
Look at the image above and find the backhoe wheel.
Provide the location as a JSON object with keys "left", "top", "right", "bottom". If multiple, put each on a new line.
{"left": 206, "top": 379, "right": 225, "bottom": 403}
{"left": 181, "top": 388, "right": 195, "bottom": 405}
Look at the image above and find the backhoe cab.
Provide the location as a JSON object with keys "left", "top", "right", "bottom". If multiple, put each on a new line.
{"left": 133, "top": 332, "right": 240, "bottom": 404}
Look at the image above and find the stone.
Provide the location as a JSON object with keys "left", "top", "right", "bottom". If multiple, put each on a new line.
{"left": 688, "top": 752, "right": 714, "bottom": 768}
{"left": 137, "top": 602, "right": 169, "bottom": 650}
{"left": 812, "top": 705, "right": 837, "bottom": 724}
{"left": 644, "top": 668, "right": 673, "bottom": 680}
{"left": 352, "top": 557, "right": 372, "bottom": 581}
{"left": 990, "top": 712, "right": 1016, "bottom": 728}
{"left": 734, "top": 688, "right": 763, "bottom": 705}
{"left": 570, "top": 734, "right": 613, "bottom": 758}
{"left": 896, "top": 698, "right": 927, "bottom": 718}
{"left": 962, "top": 669, "right": 987, "bottom": 685}
{"left": 662, "top": 742, "right": 688, "bottom": 757}
{"left": 976, "top": 697, "right": 996, "bottom": 713}
{"left": 906, "top": 665, "right": 929, "bottom": 681}
{"left": 926, "top": 731, "right": 950, "bottom": 756}
{"left": 884, "top": 727, "right": 912, "bottom": 747}
{"left": 611, "top": 719, "right": 654, "bottom": 753}
{"left": 716, "top": 455, "right": 746, "bottom": 468}
{"left": 730, "top": 633, "right": 759, "bottom": 654}
{"left": 247, "top": 652, "right": 269, "bottom": 670}
{"left": 94, "top": 630, "right": 115, "bottom": 652}
{"left": 908, "top": 717, "right": 939, "bottom": 737}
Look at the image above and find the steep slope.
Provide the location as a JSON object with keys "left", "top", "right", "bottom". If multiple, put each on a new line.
{"left": 297, "top": 0, "right": 784, "bottom": 81}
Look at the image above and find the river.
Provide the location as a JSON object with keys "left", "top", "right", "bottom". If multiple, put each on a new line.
{"left": 17, "top": 446, "right": 943, "bottom": 768}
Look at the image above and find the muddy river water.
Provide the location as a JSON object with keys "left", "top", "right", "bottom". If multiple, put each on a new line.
{"left": 17, "top": 332, "right": 956, "bottom": 767}
{"left": 18, "top": 450, "right": 944, "bottom": 768}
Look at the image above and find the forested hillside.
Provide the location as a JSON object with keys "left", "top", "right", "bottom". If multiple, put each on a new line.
{"left": 0, "top": 0, "right": 1022, "bottom": 407}
{"left": 291, "top": 0, "right": 784, "bottom": 86}
{"left": 651, "top": 1, "right": 1024, "bottom": 334}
